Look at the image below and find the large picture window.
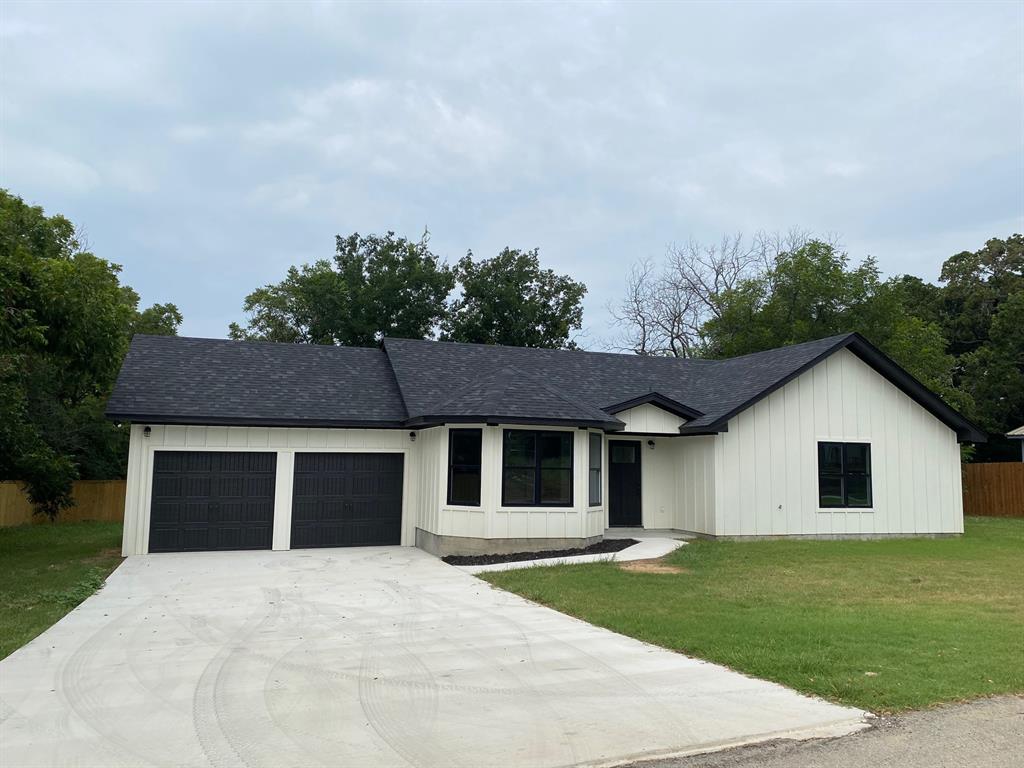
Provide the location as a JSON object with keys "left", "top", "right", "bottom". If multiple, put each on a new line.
{"left": 588, "top": 432, "right": 602, "bottom": 506}
{"left": 818, "top": 442, "right": 872, "bottom": 508}
{"left": 447, "top": 429, "right": 482, "bottom": 506}
{"left": 502, "top": 430, "right": 573, "bottom": 507}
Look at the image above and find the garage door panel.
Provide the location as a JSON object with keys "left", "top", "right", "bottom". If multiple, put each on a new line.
{"left": 291, "top": 452, "right": 403, "bottom": 548}
{"left": 149, "top": 451, "right": 276, "bottom": 553}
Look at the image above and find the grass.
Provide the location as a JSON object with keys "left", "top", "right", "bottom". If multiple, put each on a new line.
{"left": 483, "top": 517, "right": 1024, "bottom": 713}
{"left": 0, "top": 521, "right": 124, "bottom": 660}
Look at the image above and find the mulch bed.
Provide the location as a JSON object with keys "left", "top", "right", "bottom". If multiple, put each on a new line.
{"left": 442, "top": 538, "right": 638, "bottom": 566}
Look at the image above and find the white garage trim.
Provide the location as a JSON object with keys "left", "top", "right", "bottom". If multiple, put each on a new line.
{"left": 123, "top": 425, "right": 414, "bottom": 555}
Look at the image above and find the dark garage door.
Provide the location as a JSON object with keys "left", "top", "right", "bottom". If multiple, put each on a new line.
{"left": 291, "top": 453, "right": 404, "bottom": 548}
{"left": 149, "top": 451, "right": 277, "bottom": 553}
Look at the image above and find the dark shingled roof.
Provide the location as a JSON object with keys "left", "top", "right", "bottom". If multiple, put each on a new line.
{"left": 106, "top": 335, "right": 408, "bottom": 426}
{"left": 106, "top": 332, "right": 986, "bottom": 442}
{"left": 411, "top": 365, "right": 625, "bottom": 429}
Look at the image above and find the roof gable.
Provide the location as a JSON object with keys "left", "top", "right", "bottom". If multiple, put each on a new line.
{"left": 604, "top": 392, "right": 703, "bottom": 421}
{"left": 679, "top": 333, "right": 986, "bottom": 442}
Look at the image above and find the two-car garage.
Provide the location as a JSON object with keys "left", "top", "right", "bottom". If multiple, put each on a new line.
{"left": 148, "top": 450, "right": 404, "bottom": 553}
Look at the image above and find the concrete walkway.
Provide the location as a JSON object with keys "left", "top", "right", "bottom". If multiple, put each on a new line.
{"left": 0, "top": 547, "right": 866, "bottom": 768}
{"left": 456, "top": 536, "right": 687, "bottom": 574}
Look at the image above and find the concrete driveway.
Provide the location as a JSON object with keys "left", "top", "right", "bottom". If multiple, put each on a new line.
{"left": 0, "top": 547, "right": 866, "bottom": 767}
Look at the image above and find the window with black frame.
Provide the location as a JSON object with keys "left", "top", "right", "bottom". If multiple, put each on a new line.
{"left": 502, "top": 430, "right": 573, "bottom": 506}
{"left": 818, "top": 442, "right": 872, "bottom": 508}
{"left": 447, "top": 429, "right": 482, "bottom": 506}
{"left": 588, "top": 432, "right": 602, "bottom": 505}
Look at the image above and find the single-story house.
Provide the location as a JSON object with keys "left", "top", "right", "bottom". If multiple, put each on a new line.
{"left": 106, "top": 332, "right": 985, "bottom": 556}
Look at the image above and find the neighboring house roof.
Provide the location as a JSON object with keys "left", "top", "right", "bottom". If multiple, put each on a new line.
{"left": 106, "top": 332, "right": 987, "bottom": 442}
{"left": 1008, "top": 426, "right": 1024, "bottom": 439}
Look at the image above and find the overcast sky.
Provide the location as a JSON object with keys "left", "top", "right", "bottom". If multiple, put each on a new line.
{"left": 2, "top": 1, "right": 1021, "bottom": 346}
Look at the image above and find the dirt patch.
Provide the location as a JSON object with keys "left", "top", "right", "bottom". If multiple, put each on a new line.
{"left": 443, "top": 538, "right": 638, "bottom": 566}
{"left": 618, "top": 560, "right": 688, "bottom": 575}
{"left": 83, "top": 548, "right": 122, "bottom": 564}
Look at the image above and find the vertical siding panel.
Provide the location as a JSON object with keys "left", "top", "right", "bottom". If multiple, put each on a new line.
{"left": 798, "top": 373, "right": 816, "bottom": 535}
{"left": 769, "top": 392, "right": 787, "bottom": 534}
{"left": 898, "top": 394, "right": 914, "bottom": 533}
{"left": 813, "top": 363, "right": 832, "bottom": 535}
{"left": 784, "top": 382, "right": 802, "bottom": 534}
{"left": 205, "top": 427, "right": 228, "bottom": 447}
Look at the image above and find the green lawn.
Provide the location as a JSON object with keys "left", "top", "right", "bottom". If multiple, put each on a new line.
{"left": 483, "top": 517, "right": 1024, "bottom": 713}
{"left": 0, "top": 522, "right": 124, "bottom": 660}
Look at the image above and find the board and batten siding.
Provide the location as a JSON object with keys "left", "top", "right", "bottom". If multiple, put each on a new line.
{"left": 121, "top": 424, "right": 418, "bottom": 555}
{"left": 421, "top": 425, "right": 606, "bottom": 541}
{"left": 712, "top": 348, "right": 963, "bottom": 536}
{"left": 613, "top": 403, "right": 686, "bottom": 434}
{"left": 674, "top": 436, "right": 716, "bottom": 535}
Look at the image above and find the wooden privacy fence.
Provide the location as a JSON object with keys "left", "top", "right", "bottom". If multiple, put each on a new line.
{"left": 0, "top": 480, "right": 126, "bottom": 527}
{"left": 962, "top": 462, "right": 1024, "bottom": 517}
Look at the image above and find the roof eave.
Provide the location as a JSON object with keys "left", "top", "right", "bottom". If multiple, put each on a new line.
{"left": 103, "top": 412, "right": 408, "bottom": 429}
{"left": 405, "top": 414, "right": 626, "bottom": 431}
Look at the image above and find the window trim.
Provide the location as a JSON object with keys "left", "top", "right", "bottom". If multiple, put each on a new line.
{"left": 588, "top": 432, "right": 602, "bottom": 506}
{"left": 501, "top": 429, "right": 574, "bottom": 508}
{"left": 817, "top": 441, "right": 873, "bottom": 509}
{"left": 447, "top": 428, "right": 483, "bottom": 507}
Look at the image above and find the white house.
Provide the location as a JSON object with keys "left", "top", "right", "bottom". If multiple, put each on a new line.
{"left": 106, "top": 333, "right": 985, "bottom": 556}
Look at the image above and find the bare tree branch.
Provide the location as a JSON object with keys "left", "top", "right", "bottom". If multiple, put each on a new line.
{"left": 609, "top": 230, "right": 833, "bottom": 357}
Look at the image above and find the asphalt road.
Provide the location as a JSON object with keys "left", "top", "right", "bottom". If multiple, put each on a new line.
{"left": 628, "top": 695, "right": 1024, "bottom": 768}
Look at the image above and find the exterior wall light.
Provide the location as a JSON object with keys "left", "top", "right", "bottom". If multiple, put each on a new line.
{"left": 143, "top": 426, "right": 152, "bottom": 438}
{"left": 409, "top": 431, "right": 417, "bottom": 442}
{"left": 647, "top": 439, "right": 655, "bottom": 449}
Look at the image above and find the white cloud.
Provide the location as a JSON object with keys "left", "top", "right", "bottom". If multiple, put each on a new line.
{"left": 0, "top": 1, "right": 1019, "bottom": 344}
{"left": 824, "top": 160, "right": 866, "bottom": 179}
{"left": 3, "top": 141, "right": 101, "bottom": 194}
{"left": 169, "top": 124, "right": 212, "bottom": 142}
{"left": 0, "top": 19, "right": 47, "bottom": 38}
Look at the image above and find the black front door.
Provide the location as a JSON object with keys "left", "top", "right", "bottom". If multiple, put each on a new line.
{"left": 608, "top": 440, "right": 642, "bottom": 527}
{"left": 291, "top": 452, "right": 404, "bottom": 548}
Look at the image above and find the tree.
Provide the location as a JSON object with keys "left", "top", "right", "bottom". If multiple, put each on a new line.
{"left": 0, "top": 190, "right": 176, "bottom": 516}
{"left": 702, "top": 240, "right": 969, "bottom": 411}
{"left": 959, "top": 291, "right": 1024, "bottom": 436}
{"left": 939, "top": 235, "right": 1023, "bottom": 358}
{"left": 936, "top": 236, "right": 1024, "bottom": 457}
{"left": 230, "top": 231, "right": 454, "bottom": 345}
{"left": 609, "top": 230, "right": 828, "bottom": 357}
{"left": 443, "top": 247, "right": 586, "bottom": 348}
{"left": 128, "top": 299, "right": 183, "bottom": 337}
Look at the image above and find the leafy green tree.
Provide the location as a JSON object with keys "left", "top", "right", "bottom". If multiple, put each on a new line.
{"left": 0, "top": 190, "right": 176, "bottom": 516}
{"left": 703, "top": 241, "right": 968, "bottom": 411}
{"left": 443, "top": 247, "right": 587, "bottom": 348}
{"left": 926, "top": 235, "right": 1023, "bottom": 459}
{"left": 939, "top": 235, "right": 1023, "bottom": 359}
{"left": 959, "top": 291, "right": 1024, "bottom": 430}
{"left": 228, "top": 261, "right": 344, "bottom": 344}
{"left": 128, "top": 298, "right": 183, "bottom": 337}
{"left": 230, "top": 231, "right": 454, "bottom": 345}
